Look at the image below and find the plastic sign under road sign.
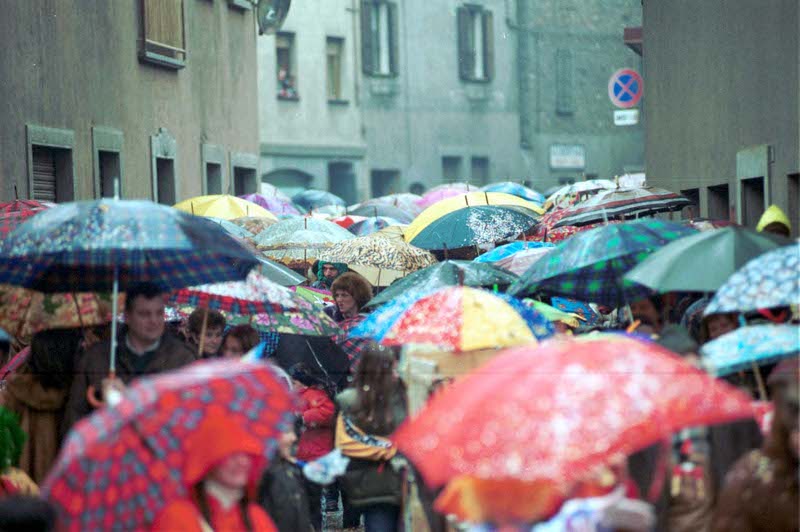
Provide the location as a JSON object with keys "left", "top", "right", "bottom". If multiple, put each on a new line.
{"left": 608, "top": 68, "right": 643, "bottom": 109}
{"left": 614, "top": 109, "right": 639, "bottom": 126}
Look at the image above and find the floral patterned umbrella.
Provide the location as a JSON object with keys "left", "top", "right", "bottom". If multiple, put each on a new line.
{"left": 42, "top": 360, "right": 295, "bottom": 531}
{"left": 705, "top": 242, "right": 800, "bottom": 315}
{"left": 393, "top": 334, "right": 755, "bottom": 491}
{"left": 316, "top": 236, "right": 437, "bottom": 286}
{"left": 508, "top": 219, "right": 696, "bottom": 307}
{"left": 701, "top": 324, "right": 800, "bottom": 376}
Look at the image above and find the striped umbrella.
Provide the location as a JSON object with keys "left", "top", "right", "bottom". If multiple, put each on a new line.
{"left": 553, "top": 187, "right": 691, "bottom": 228}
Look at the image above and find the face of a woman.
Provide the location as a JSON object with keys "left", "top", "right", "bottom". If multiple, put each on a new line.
{"left": 221, "top": 336, "right": 245, "bottom": 359}
{"left": 277, "top": 430, "right": 297, "bottom": 461}
{"left": 208, "top": 452, "right": 254, "bottom": 490}
{"left": 334, "top": 290, "right": 358, "bottom": 315}
{"left": 707, "top": 315, "right": 737, "bottom": 340}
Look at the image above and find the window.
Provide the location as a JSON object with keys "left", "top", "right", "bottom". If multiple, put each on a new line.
{"left": 471, "top": 157, "right": 489, "bottom": 186}
{"left": 98, "top": 152, "right": 121, "bottom": 198}
{"left": 202, "top": 144, "right": 225, "bottom": 195}
{"left": 276, "top": 32, "right": 298, "bottom": 99}
{"left": 442, "top": 156, "right": 462, "bottom": 182}
{"left": 361, "top": 1, "right": 398, "bottom": 77}
{"left": 707, "top": 184, "right": 730, "bottom": 220}
{"left": 680, "top": 188, "right": 700, "bottom": 219}
{"left": 206, "top": 163, "right": 223, "bottom": 194}
{"left": 92, "top": 127, "right": 124, "bottom": 198}
{"left": 371, "top": 169, "right": 400, "bottom": 197}
{"left": 140, "top": 0, "right": 186, "bottom": 69}
{"left": 555, "top": 49, "right": 573, "bottom": 115}
{"left": 151, "top": 128, "right": 177, "bottom": 204}
{"left": 457, "top": 5, "right": 494, "bottom": 82}
{"left": 740, "top": 176, "right": 765, "bottom": 228}
{"left": 329, "top": 162, "right": 357, "bottom": 205}
{"left": 788, "top": 174, "right": 799, "bottom": 236}
{"left": 327, "top": 37, "right": 345, "bottom": 102}
{"left": 155, "top": 158, "right": 176, "bottom": 205}
{"left": 230, "top": 153, "right": 259, "bottom": 196}
{"left": 26, "top": 125, "right": 75, "bottom": 203}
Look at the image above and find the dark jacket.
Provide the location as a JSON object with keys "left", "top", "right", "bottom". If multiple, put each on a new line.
{"left": 258, "top": 458, "right": 313, "bottom": 532}
{"left": 63, "top": 331, "right": 195, "bottom": 431}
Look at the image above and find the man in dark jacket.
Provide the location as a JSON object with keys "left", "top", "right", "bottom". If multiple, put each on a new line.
{"left": 63, "top": 282, "right": 195, "bottom": 431}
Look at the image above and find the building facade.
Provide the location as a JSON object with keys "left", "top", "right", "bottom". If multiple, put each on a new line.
{"left": 257, "top": 0, "right": 367, "bottom": 205}
{"left": 642, "top": 0, "right": 799, "bottom": 230}
{"left": 0, "top": 0, "right": 260, "bottom": 204}
{"left": 517, "top": 0, "right": 644, "bottom": 191}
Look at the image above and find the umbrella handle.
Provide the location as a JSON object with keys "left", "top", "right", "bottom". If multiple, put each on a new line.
{"left": 86, "top": 385, "right": 104, "bottom": 409}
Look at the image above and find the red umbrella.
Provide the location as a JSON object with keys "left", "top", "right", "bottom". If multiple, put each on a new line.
{"left": 330, "top": 214, "right": 367, "bottom": 229}
{"left": 393, "top": 334, "right": 754, "bottom": 490}
{"left": 0, "top": 199, "right": 54, "bottom": 215}
{"left": 42, "top": 360, "right": 295, "bottom": 531}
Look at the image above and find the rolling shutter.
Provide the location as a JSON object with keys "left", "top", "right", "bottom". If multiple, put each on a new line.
{"left": 32, "top": 146, "right": 56, "bottom": 202}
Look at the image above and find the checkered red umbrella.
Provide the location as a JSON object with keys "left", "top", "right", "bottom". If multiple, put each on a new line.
{"left": 42, "top": 360, "right": 295, "bottom": 531}
{"left": 0, "top": 199, "right": 54, "bottom": 215}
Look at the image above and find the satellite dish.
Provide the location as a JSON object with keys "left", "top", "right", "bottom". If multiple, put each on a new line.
{"left": 256, "top": 0, "right": 291, "bottom": 35}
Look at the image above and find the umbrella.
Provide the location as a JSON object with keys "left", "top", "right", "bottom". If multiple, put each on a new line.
{"left": 238, "top": 193, "right": 301, "bottom": 216}
{"left": 494, "top": 247, "right": 556, "bottom": 276}
{"left": 348, "top": 217, "right": 403, "bottom": 236}
{"left": 410, "top": 205, "right": 541, "bottom": 251}
{"left": 362, "top": 193, "right": 423, "bottom": 216}
{"left": 292, "top": 286, "right": 334, "bottom": 306}
{"left": 292, "top": 189, "right": 346, "bottom": 212}
{"left": 416, "top": 183, "right": 482, "bottom": 209}
{"left": 683, "top": 218, "right": 735, "bottom": 232}
{"left": 259, "top": 182, "right": 294, "bottom": 203}
{"left": 349, "top": 204, "right": 415, "bottom": 224}
{"left": 316, "top": 236, "right": 437, "bottom": 287}
{"left": 392, "top": 334, "right": 755, "bottom": 493}
{"left": 42, "top": 360, "right": 295, "bottom": 531}
{"left": 351, "top": 286, "right": 551, "bottom": 351}
{"left": 229, "top": 216, "right": 278, "bottom": 236}
{"left": 173, "top": 194, "right": 277, "bottom": 221}
{"left": 0, "top": 286, "right": 118, "bottom": 344}
{"left": 335, "top": 315, "right": 370, "bottom": 366}
{"left": 0, "top": 199, "right": 55, "bottom": 215}
{"left": 330, "top": 215, "right": 367, "bottom": 229}
{"left": 474, "top": 241, "right": 555, "bottom": 263}
{"left": 367, "top": 224, "right": 407, "bottom": 242}
{"left": 625, "top": 226, "right": 791, "bottom": 293}
{"left": 508, "top": 219, "right": 696, "bottom": 307}
{"left": 705, "top": 242, "right": 800, "bottom": 315}
{"left": 0, "top": 199, "right": 259, "bottom": 373}
{"left": 524, "top": 299, "right": 584, "bottom": 328}
{"left": 544, "top": 179, "right": 616, "bottom": 210}
{"left": 252, "top": 256, "right": 306, "bottom": 286}
{"left": 482, "top": 182, "right": 546, "bottom": 205}
{"left": 254, "top": 217, "right": 355, "bottom": 246}
{"left": 701, "top": 324, "right": 800, "bottom": 377}
{"left": 269, "top": 334, "right": 351, "bottom": 389}
{"left": 553, "top": 187, "right": 691, "bottom": 228}
{"left": 203, "top": 216, "right": 255, "bottom": 240}
{"left": 366, "top": 260, "right": 519, "bottom": 308}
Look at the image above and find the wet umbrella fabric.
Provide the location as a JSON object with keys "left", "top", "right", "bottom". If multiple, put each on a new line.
{"left": 494, "top": 247, "right": 556, "bottom": 277}
{"left": 482, "top": 182, "right": 546, "bottom": 205}
{"left": 229, "top": 216, "right": 278, "bottom": 237}
{"left": 392, "top": 334, "right": 755, "bottom": 490}
{"left": 360, "top": 194, "right": 423, "bottom": 217}
{"left": 474, "top": 241, "right": 555, "bottom": 264}
{"left": 238, "top": 193, "right": 301, "bottom": 216}
{"left": 0, "top": 200, "right": 54, "bottom": 238}
{"left": 270, "top": 334, "right": 351, "bottom": 389}
{"left": 508, "top": 219, "right": 696, "bottom": 307}
{"left": 705, "top": 242, "right": 800, "bottom": 315}
{"left": 416, "top": 184, "right": 481, "bottom": 210}
{"left": 350, "top": 204, "right": 415, "bottom": 224}
{"left": 173, "top": 194, "right": 277, "bottom": 221}
{"left": 348, "top": 217, "right": 403, "bottom": 236}
{"left": 255, "top": 217, "right": 355, "bottom": 247}
{"left": 701, "top": 324, "right": 800, "bottom": 377}
{"left": 544, "top": 180, "right": 616, "bottom": 210}
{"left": 625, "top": 226, "right": 790, "bottom": 293}
{"left": 366, "top": 260, "right": 518, "bottom": 308}
{"left": 292, "top": 189, "right": 346, "bottom": 212}
{"left": 553, "top": 187, "right": 691, "bottom": 228}
{"left": 0, "top": 199, "right": 260, "bottom": 292}
{"left": 252, "top": 256, "right": 306, "bottom": 286}
{"left": 42, "top": 360, "right": 295, "bottom": 532}
{"left": 204, "top": 217, "right": 255, "bottom": 240}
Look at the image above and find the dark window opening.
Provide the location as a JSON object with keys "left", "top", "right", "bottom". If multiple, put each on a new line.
{"left": 707, "top": 184, "right": 730, "bottom": 220}
{"left": 32, "top": 146, "right": 73, "bottom": 203}
{"left": 206, "top": 163, "right": 223, "bottom": 195}
{"left": 99, "top": 151, "right": 121, "bottom": 198}
{"left": 740, "top": 176, "right": 765, "bottom": 228}
{"left": 155, "top": 157, "right": 176, "bottom": 205}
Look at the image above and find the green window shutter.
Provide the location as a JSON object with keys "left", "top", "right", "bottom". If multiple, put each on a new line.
{"left": 361, "top": 1, "right": 375, "bottom": 75}
{"left": 457, "top": 7, "right": 473, "bottom": 81}
{"left": 482, "top": 9, "right": 494, "bottom": 81}
{"left": 387, "top": 2, "right": 399, "bottom": 76}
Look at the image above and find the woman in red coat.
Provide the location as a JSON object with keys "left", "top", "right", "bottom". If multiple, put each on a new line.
{"left": 151, "top": 410, "right": 277, "bottom": 532}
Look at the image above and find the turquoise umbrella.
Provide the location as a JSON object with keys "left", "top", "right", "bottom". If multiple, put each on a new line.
{"left": 701, "top": 324, "right": 800, "bottom": 376}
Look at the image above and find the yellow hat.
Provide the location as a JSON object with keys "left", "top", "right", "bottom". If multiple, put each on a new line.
{"left": 756, "top": 204, "right": 792, "bottom": 233}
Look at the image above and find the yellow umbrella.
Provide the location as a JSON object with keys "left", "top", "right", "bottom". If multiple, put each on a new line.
{"left": 173, "top": 195, "right": 277, "bottom": 221}
{"left": 404, "top": 192, "right": 544, "bottom": 244}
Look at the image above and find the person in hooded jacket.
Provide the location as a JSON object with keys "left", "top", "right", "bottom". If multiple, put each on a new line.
{"left": 310, "top": 262, "right": 348, "bottom": 290}
{"left": 0, "top": 328, "right": 82, "bottom": 484}
{"left": 755, "top": 204, "right": 792, "bottom": 238}
{"left": 150, "top": 409, "right": 277, "bottom": 532}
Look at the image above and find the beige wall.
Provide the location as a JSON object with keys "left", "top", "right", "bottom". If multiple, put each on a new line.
{"left": 0, "top": 0, "right": 259, "bottom": 202}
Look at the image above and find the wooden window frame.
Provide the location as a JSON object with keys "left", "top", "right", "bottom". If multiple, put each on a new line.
{"left": 327, "top": 37, "right": 348, "bottom": 103}
{"left": 25, "top": 124, "right": 76, "bottom": 202}
{"left": 276, "top": 32, "right": 299, "bottom": 100}
{"left": 140, "top": 0, "right": 187, "bottom": 70}
{"left": 361, "top": 0, "right": 398, "bottom": 78}
{"left": 457, "top": 4, "right": 494, "bottom": 83}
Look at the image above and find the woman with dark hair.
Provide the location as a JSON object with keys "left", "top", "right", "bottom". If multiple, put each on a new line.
{"left": 335, "top": 344, "right": 407, "bottom": 532}
{"left": 0, "top": 328, "right": 82, "bottom": 483}
{"left": 221, "top": 325, "right": 261, "bottom": 359}
{"left": 327, "top": 272, "right": 373, "bottom": 323}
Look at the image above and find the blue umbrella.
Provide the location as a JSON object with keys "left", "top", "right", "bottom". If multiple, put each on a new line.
{"left": 474, "top": 241, "right": 555, "bottom": 263}
{"left": 292, "top": 189, "right": 346, "bottom": 212}
{"left": 483, "top": 182, "right": 546, "bottom": 204}
{"left": 701, "top": 324, "right": 800, "bottom": 376}
{"left": 205, "top": 217, "right": 255, "bottom": 240}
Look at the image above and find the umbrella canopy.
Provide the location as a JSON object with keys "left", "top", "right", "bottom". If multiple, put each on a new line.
{"left": 474, "top": 241, "right": 555, "bottom": 264}
{"left": 330, "top": 215, "right": 367, "bottom": 229}
{"left": 0, "top": 200, "right": 54, "bottom": 238}
{"left": 349, "top": 204, "right": 415, "bottom": 224}
{"left": 544, "top": 179, "right": 617, "bottom": 210}
{"left": 553, "top": 187, "right": 691, "bottom": 228}
{"left": 0, "top": 199, "right": 260, "bottom": 292}
{"left": 292, "top": 189, "right": 346, "bottom": 212}
{"left": 705, "top": 242, "right": 800, "bottom": 316}
{"left": 42, "top": 360, "right": 294, "bottom": 531}
{"left": 351, "top": 286, "right": 551, "bottom": 351}
{"left": 229, "top": 216, "right": 278, "bottom": 236}
{"left": 367, "top": 224, "right": 407, "bottom": 242}
{"left": 393, "top": 334, "right": 755, "bottom": 491}
{"left": 625, "top": 226, "right": 790, "bottom": 293}
{"left": 173, "top": 194, "right": 277, "bottom": 221}
{"left": 238, "top": 193, "right": 301, "bottom": 216}
{"left": 362, "top": 193, "right": 423, "bottom": 216}
{"left": 316, "top": 236, "right": 437, "bottom": 287}
{"left": 683, "top": 218, "right": 735, "bottom": 232}
{"left": 348, "top": 217, "right": 403, "bottom": 236}
{"left": 482, "top": 182, "right": 546, "bottom": 204}
{"left": 406, "top": 192, "right": 544, "bottom": 244}
{"left": 409, "top": 205, "right": 541, "bottom": 251}
{"left": 494, "top": 247, "right": 556, "bottom": 277}
{"left": 701, "top": 324, "right": 800, "bottom": 377}
{"left": 292, "top": 286, "right": 334, "bottom": 306}
{"left": 269, "top": 333, "right": 351, "bottom": 389}
{"left": 254, "top": 217, "right": 355, "bottom": 247}
{"left": 252, "top": 256, "right": 306, "bottom": 286}
{"left": 416, "top": 183, "right": 482, "bottom": 209}
{"left": 203, "top": 216, "right": 255, "bottom": 240}
{"left": 525, "top": 299, "right": 584, "bottom": 328}
{"left": 259, "top": 182, "right": 294, "bottom": 203}
{"left": 0, "top": 286, "right": 117, "bottom": 344}
{"left": 367, "top": 260, "right": 518, "bottom": 308}
{"left": 508, "top": 219, "right": 696, "bottom": 306}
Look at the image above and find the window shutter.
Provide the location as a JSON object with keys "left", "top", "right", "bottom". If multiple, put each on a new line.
{"left": 457, "top": 7, "right": 473, "bottom": 80}
{"left": 32, "top": 147, "right": 57, "bottom": 202}
{"left": 387, "top": 2, "right": 399, "bottom": 76}
{"left": 482, "top": 10, "right": 494, "bottom": 81}
{"left": 361, "top": 1, "right": 375, "bottom": 75}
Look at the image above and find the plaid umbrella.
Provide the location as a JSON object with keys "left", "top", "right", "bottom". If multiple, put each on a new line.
{"left": 701, "top": 324, "right": 800, "bottom": 377}
{"left": 335, "top": 315, "right": 370, "bottom": 367}
{"left": 42, "top": 360, "right": 295, "bottom": 531}
{"left": 553, "top": 187, "right": 691, "bottom": 228}
{"left": 705, "top": 242, "right": 800, "bottom": 315}
{"left": 508, "top": 219, "right": 696, "bottom": 306}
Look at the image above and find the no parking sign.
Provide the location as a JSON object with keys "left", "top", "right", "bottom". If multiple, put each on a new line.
{"left": 608, "top": 68, "right": 643, "bottom": 109}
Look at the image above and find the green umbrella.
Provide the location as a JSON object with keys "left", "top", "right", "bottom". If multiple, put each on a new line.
{"left": 624, "top": 226, "right": 790, "bottom": 293}
{"left": 366, "top": 260, "right": 518, "bottom": 308}
{"left": 508, "top": 219, "right": 696, "bottom": 306}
